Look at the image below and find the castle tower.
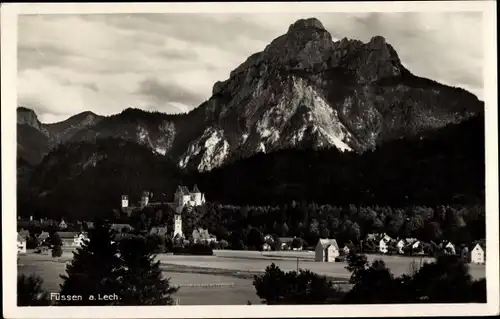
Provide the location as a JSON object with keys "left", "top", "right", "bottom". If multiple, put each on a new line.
{"left": 121, "top": 195, "right": 129, "bottom": 208}
{"left": 173, "top": 214, "right": 183, "bottom": 238}
{"left": 192, "top": 184, "right": 202, "bottom": 206}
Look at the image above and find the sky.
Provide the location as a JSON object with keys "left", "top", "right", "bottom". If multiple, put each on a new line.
{"left": 18, "top": 12, "right": 484, "bottom": 123}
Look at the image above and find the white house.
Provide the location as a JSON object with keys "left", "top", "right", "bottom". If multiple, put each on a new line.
{"left": 396, "top": 239, "right": 406, "bottom": 254}
{"left": 262, "top": 243, "right": 271, "bottom": 251}
{"left": 343, "top": 246, "right": 350, "bottom": 255}
{"left": 59, "top": 219, "right": 68, "bottom": 229}
{"left": 17, "top": 233, "right": 27, "bottom": 254}
{"left": 412, "top": 240, "right": 421, "bottom": 250}
{"left": 470, "top": 243, "right": 485, "bottom": 264}
{"left": 315, "top": 239, "right": 340, "bottom": 262}
{"left": 379, "top": 236, "right": 392, "bottom": 254}
{"left": 73, "top": 233, "right": 88, "bottom": 247}
{"left": 445, "top": 241, "right": 456, "bottom": 255}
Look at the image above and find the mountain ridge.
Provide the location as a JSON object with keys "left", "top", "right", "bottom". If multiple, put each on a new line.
{"left": 17, "top": 17, "right": 483, "bottom": 170}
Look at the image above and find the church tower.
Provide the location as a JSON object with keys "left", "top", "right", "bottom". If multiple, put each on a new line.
{"left": 121, "top": 195, "right": 129, "bottom": 208}
{"left": 173, "top": 214, "right": 183, "bottom": 238}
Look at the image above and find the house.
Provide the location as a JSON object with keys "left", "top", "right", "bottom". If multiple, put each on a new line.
{"left": 262, "top": 243, "right": 271, "bottom": 251}
{"left": 57, "top": 232, "right": 79, "bottom": 246}
{"left": 59, "top": 219, "right": 68, "bottom": 229}
{"left": 278, "top": 237, "right": 295, "bottom": 250}
{"left": 470, "top": 243, "right": 486, "bottom": 264}
{"left": 17, "top": 233, "right": 27, "bottom": 254}
{"left": 110, "top": 224, "right": 134, "bottom": 233}
{"left": 440, "top": 241, "right": 456, "bottom": 255}
{"left": 263, "top": 234, "right": 274, "bottom": 243}
{"left": 37, "top": 231, "right": 50, "bottom": 245}
{"left": 150, "top": 226, "right": 168, "bottom": 237}
{"left": 18, "top": 229, "right": 30, "bottom": 241}
{"left": 365, "top": 233, "right": 377, "bottom": 242}
{"left": 73, "top": 232, "right": 89, "bottom": 247}
{"left": 192, "top": 228, "right": 217, "bottom": 244}
{"left": 315, "top": 238, "right": 340, "bottom": 262}
{"left": 396, "top": 238, "right": 417, "bottom": 254}
{"left": 85, "top": 221, "right": 95, "bottom": 230}
{"left": 379, "top": 235, "right": 392, "bottom": 254}
{"left": 343, "top": 246, "right": 350, "bottom": 255}
{"left": 396, "top": 239, "right": 406, "bottom": 254}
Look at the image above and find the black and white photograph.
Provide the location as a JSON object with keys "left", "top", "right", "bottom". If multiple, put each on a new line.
{"left": 2, "top": 1, "right": 499, "bottom": 318}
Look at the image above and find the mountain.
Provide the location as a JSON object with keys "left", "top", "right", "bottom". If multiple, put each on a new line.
{"left": 17, "top": 107, "right": 104, "bottom": 164}
{"left": 175, "top": 18, "right": 482, "bottom": 171}
{"left": 195, "top": 114, "right": 485, "bottom": 207}
{"left": 20, "top": 138, "right": 187, "bottom": 221}
{"left": 17, "top": 17, "right": 483, "bottom": 171}
{"left": 19, "top": 114, "right": 484, "bottom": 221}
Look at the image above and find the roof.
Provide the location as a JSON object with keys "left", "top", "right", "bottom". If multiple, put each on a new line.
{"left": 18, "top": 229, "right": 30, "bottom": 239}
{"left": 278, "top": 237, "right": 295, "bottom": 243}
{"left": 192, "top": 184, "right": 200, "bottom": 193}
{"left": 150, "top": 226, "right": 168, "bottom": 236}
{"left": 366, "top": 233, "right": 376, "bottom": 241}
{"left": 317, "top": 238, "right": 339, "bottom": 250}
{"left": 57, "top": 231, "right": 78, "bottom": 239}
{"left": 38, "top": 232, "right": 50, "bottom": 240}
{"left": 17, "top": 234, "right": 26, "bottom": 242}
{"left": 473, "top": 242, "right": 486, "bottom": 250}
{"left": 177, "top": 185, "right": 191, "bottom": 195}
{"left": 110, "top": 224, "right": 134, "bottom": 231}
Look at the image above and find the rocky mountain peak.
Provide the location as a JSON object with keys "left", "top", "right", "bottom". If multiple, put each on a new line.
{"left": 287, "top": 17, "right": 326, "bottom": 32}
{"left": 17, "top": 106, "right": 48, "bottom": 135}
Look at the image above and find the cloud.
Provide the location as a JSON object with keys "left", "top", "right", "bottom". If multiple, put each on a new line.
{"left": 137, "top": 77, "right": 207, "bottom": 110}
{"left": 17, "top": 12, "right": 484, "bottom": 123}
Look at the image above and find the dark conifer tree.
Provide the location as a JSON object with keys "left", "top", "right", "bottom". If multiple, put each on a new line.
{"left": 58, "top": 220, "right": 122, "bottom": 305}
{"left": 117, "top": 235, "right": 179, "bottom": 305}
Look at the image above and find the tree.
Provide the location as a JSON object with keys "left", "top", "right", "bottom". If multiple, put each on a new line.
{"left": 117, "top": 236, "right": 179, "bottom": 305}
{"left": 343, "top": 259, "right": 403, "bottom": 304}
{"left": 58, "top": 221, "right": 122, "bottom": 305}
{"left": 408, "top": 255, "right": 483, "bottom": 302}
{"left": 50, "top": 232, "right": 62, "bottom": 258}
{"left": 247, "top": 228, "right": 265, "bottom": 250}
{"left": 17, "top": 274, "right": 50, "bottom": 306}
{"left": 253, "top": 263, "right": 341, "bottom": 304}
{"left": 422, "top": 221, "right": 443, "bottom": 242}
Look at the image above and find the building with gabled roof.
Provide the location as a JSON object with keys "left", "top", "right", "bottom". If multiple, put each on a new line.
{"left": 17, "top": 233, "right": 27, "bottom": 254}
{"left": 470, "top": 243, "right": 486, "bottom": 264}
{"left": 315, "top": 238, "right": 340, "bottom": 262}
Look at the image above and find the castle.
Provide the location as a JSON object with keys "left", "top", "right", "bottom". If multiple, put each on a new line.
{"left": 120, "top": 185, "right": 206, "bottom": 238}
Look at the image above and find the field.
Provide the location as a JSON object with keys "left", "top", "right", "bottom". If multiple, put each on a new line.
{"left": 17, "top": 249, "right": 486, "bottom": 305}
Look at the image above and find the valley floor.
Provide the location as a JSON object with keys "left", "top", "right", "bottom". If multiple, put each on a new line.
{"left": 17, "top": 249, "right": 486, "bottom": 305}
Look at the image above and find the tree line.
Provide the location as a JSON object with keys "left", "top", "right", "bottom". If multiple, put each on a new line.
{"left": 120, "top": 202, "right": 485, "bottom": 251}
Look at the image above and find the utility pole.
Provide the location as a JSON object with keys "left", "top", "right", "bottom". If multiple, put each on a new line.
{"left": 296, "top": 257, "right": 299, "bottom": 272}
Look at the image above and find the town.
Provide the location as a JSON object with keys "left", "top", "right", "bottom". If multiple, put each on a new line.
{"left": 17, "top": 185, "right": 486, "bottom": 265}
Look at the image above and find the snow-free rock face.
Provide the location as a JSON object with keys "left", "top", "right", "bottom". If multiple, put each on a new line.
{"left": 177, "top": 17, "right": 482, "bottom": 171}
{"left": 18, "top": 17, "right": 483, "bottom": 171}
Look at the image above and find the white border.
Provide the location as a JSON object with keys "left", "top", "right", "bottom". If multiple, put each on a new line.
{"left": 2, "top": 2, "right": 498, "bottom": 318}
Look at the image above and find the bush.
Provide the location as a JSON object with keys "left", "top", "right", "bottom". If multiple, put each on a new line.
{"left": 253, "top": 263, "right": 342, "bottom": 304}
{"left": 17, "top": 274, "right": 49, "bottom": 306}
{"left": 52, "top": 245, "right": 62, "bottom": 258}
{"left": 26, "top": 237, "right": 38, "bottom": 249}
{"left": 335, "top": 256, "right": 346, "bottom": 262}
